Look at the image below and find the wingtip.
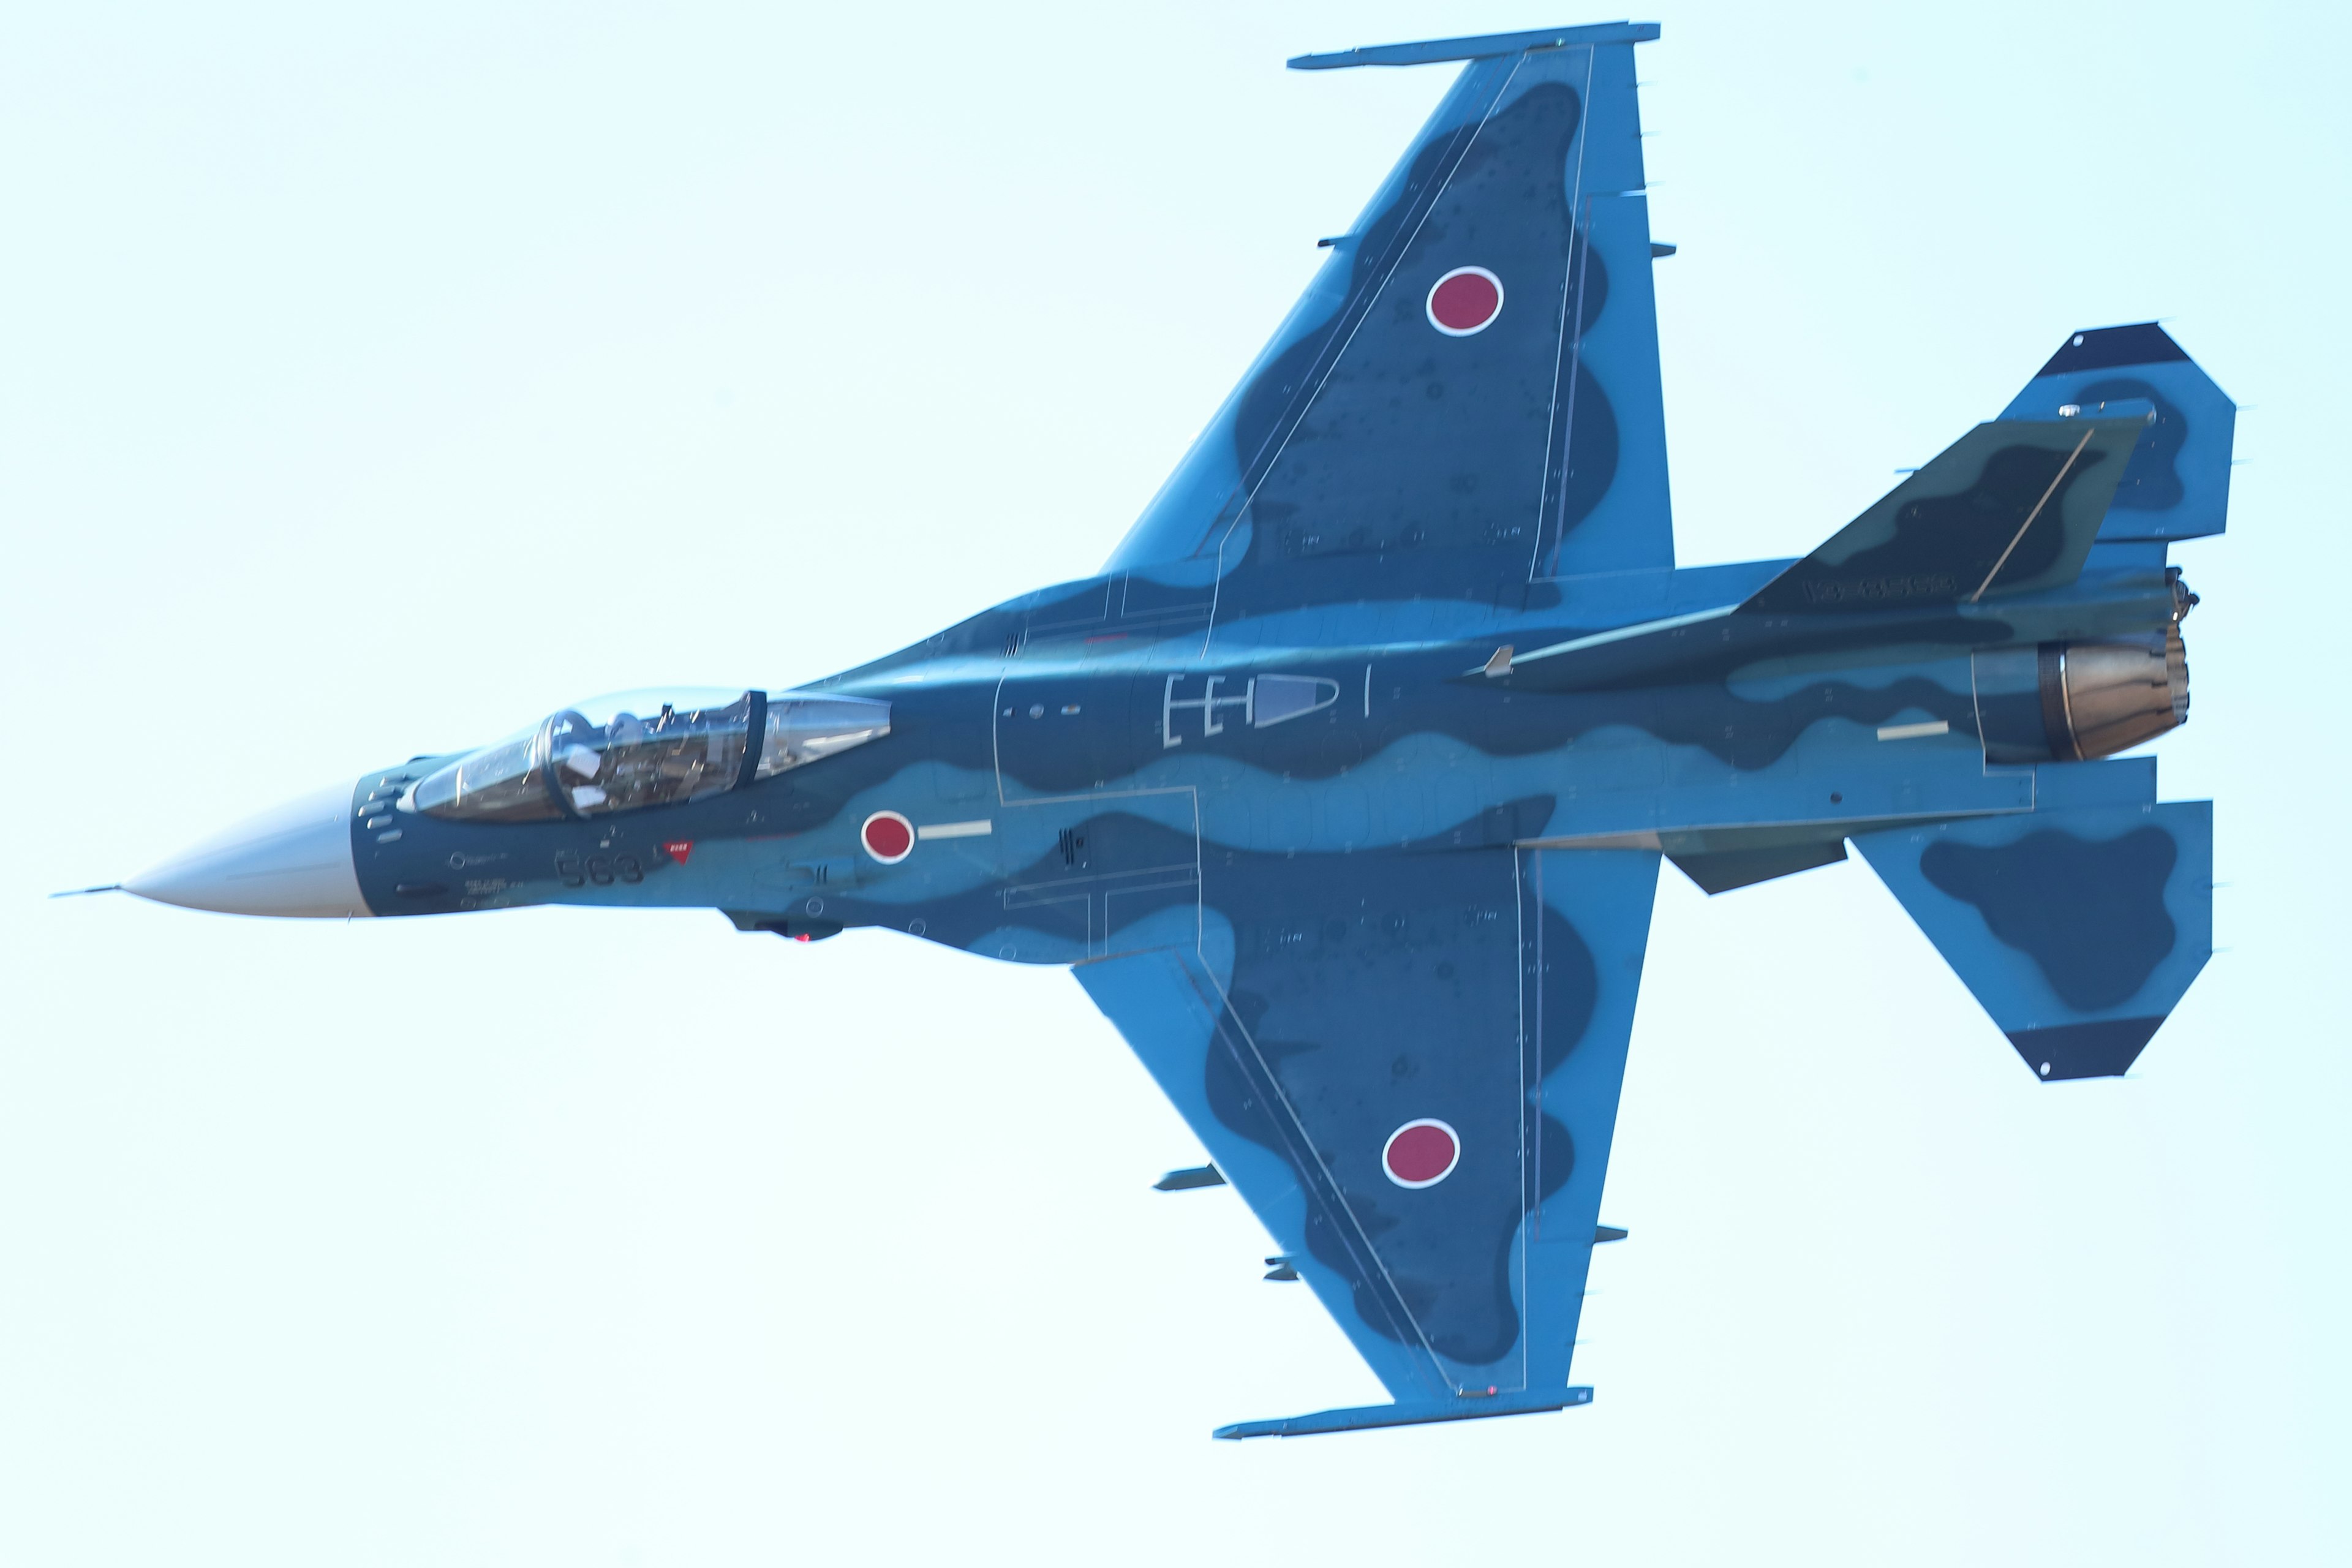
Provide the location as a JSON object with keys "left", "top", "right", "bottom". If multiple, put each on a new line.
{"left": 1289, "top": 21, "right": 1660, "bottom": 72}
{"left": 1213, "top": 1390, "right": 1591, "bottom": 1440}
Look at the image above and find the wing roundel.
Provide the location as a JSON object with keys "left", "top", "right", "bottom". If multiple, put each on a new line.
{"left": 1106, "top": 29, "right": 1673, "bottom": 618}
{"left": 1077, "top": 840, "right": 1659, "bottom": 1408}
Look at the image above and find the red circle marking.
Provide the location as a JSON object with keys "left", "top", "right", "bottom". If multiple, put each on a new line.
{"left": 1382, "top": 1119, "right": 1460, "bottom": 1188}
{"left": 861, "top": 810, "right": 914, "bottom": 864}
{"left": 1427, "top": 267, "right": 1502, "bottom": 336}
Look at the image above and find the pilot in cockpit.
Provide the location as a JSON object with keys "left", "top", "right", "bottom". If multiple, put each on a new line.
{"left": 408, "top": 689, "right": 890, "bottom": 823}
{"left": 544, "top": 709, "right": 607, "bottom": 812}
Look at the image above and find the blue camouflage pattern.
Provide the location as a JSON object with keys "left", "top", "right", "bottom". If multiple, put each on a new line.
{"left": 254, "top": 22, "right": 2230, "bottom": 1437}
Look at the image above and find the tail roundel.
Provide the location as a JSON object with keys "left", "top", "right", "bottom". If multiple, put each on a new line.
{"left": 1999, "top": 323, "right": 2236, "bottom": 542}
{"left": 1852, "top": 761, "right": 2212, "bottom": 1080}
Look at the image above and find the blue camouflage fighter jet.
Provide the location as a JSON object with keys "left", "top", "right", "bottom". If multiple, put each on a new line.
{"left": 118, "top": 22, "right": 2226, "bottom": 1439}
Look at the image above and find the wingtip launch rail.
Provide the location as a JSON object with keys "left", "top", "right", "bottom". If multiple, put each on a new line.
{"left": 1288, "top": 20, "right": 1661, "bottom": 70}
{"left": 1215, "top": 1389, "right": 1594, "bottom": 1441}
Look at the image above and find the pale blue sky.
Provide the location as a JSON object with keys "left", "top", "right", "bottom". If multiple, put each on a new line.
{"left": 4, "top": 3, "right": 2346, "bottom": 1564}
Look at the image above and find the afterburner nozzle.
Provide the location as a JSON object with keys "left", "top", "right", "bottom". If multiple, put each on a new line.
{"left": 1973, "top": 623, "right": 2191, "bottom": 765}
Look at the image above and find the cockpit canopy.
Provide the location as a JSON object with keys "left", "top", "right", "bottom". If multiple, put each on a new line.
{"left": 406, "top": 687, "right": 890, "bottom": 823}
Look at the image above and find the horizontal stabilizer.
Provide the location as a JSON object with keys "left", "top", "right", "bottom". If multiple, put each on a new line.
{"left": 2000, "top": 323, "right": 2234, "bottom": 541}
{"left": 1852, "top": 784, "right": 2211, "bottom": 1079}
{"left": 1741, "top": 417, "right": 2147, "bottom": 616}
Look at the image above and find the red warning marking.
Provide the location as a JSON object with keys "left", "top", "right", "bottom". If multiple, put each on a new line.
{"left": 1427, "top": 266, "right": 1503, "bottom": 336}
{"left": 1382, "top": 1119, "right": 1460, "bottom": 1188}
{"left": 660, "top": 840, "right": 694, "bottom": 864}
{"left": 861, "top": 810, "right": 915, "bottom": 864}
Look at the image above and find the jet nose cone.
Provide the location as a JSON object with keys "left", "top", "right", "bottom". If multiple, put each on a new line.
{"left": 125, "top": 783, "right": 374, "bottom": 919}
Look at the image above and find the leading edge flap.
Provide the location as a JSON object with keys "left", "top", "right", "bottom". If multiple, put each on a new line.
{"left": 1074, "top": 845, "right": 1659, "bottom": 1404}
{"left": 1852, "top": 799, "right": 2212, "bottom": 1079}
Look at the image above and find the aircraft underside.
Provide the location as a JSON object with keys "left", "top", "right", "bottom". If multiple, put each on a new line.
{"left": 113, "top": 20, "right": 2229, "bottom": 1439}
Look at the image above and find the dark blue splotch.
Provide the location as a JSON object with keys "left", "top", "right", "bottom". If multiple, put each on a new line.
{"left": 1213, "top": 81, "right": 1601, "bottom": 612}
{"left": 1190, "top": 829, "right": 1592, "bottom": 1367}
{"left": 1745, "top": 442, "right": 2113, "bottom": 614}
{"left": 2078, "top": 375, "right": 2187, "bottom": 513}
{"left": 1920, "top": 827, "right": 2177, "bottom": 1011}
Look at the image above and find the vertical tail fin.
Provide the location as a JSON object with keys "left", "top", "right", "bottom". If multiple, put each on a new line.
{"left": 1999, "top": 323, "right": 2236, "bottom": 541}
{"left": 1738, "top": 415, "right": 2147, "bottom": 616}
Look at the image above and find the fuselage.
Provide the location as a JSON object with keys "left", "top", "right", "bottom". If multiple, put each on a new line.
{"left": 115, "top": 539, "right": 2188, "bottom": 949}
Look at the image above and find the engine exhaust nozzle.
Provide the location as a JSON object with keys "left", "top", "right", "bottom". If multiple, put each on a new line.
{"left": 1973, "top": 622, "right": 2190, "bottom": 764}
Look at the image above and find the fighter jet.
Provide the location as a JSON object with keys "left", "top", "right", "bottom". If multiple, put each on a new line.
{"left": 113, "top": 22, "right": 2225, "bottom": 1439}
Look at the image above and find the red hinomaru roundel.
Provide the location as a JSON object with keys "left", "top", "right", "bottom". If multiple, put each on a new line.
{"left": 1382, "top": 1118, "right": 1460, "bottom": 1188}
{"left": 860, "top": 810, "right": 915, "bottom": 864}
{"left": 1425, "top": 266, "right": 1503, "bottom": 336}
